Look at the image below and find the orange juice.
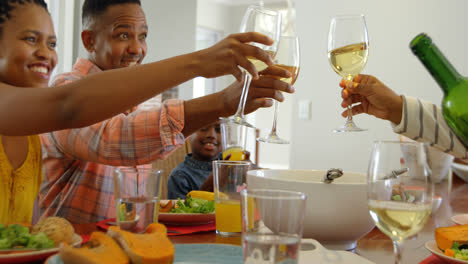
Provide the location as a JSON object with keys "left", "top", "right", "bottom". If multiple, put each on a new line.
{"left": 222, "top": 147, "right": 245, "bottom": 161}
{"left": 215, "top": 199, "right": 241, "bottom": 233}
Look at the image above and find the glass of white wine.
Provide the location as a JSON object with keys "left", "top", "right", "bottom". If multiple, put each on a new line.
{"left": 257, "top": 35, "right": 300, "bottom": 144}
{"left": 327, "top": 14, "right": 369, "bottom": 132}
{"left": 224, "top": 5, "right": 282, "bottom": 129}
{"left": 367, "top": 141, "right": 434, "bottom": 264}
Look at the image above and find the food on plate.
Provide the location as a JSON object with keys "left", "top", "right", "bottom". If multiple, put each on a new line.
{"left": 435, "top": 224, "right": 468, "bottom": 260}
{"left": 186, "top": 190, "right": 214, "bottom": 201}
{"left": 59, "top": 231, "right": 129, "bottom": 264}
{"left": 391, "top": 184, "right": 415, "bottom": 202}
{"left": 107, "top": 223, "right": 174, "bottom": 264}
{"left": 31, "top": 216, "right": 75, "bottom": 246}
{"left": 168, "top": 196, "right": 215, "bottom": 214}
{"left": 159, "top": 200, "right": 173, "bottom": 213}
{"left": 444, "top": 242, "right": 468, "bottom": 260}
{"left": 0, "top": 223, "right": 56, "bottom": 251}
{"left": 59, "top": 223, "right": 173, "bottom": 264}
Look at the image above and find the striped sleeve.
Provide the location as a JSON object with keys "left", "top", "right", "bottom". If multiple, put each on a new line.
{"left": 392, "top": 95, "right": 467, "bottom": 160}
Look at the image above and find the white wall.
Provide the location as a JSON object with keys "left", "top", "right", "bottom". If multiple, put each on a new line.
{"left": 292, "top": 0, "right": 468, "bottom": 173}
{"left": 141, "top": 0, "right": 197, "bottom": 100}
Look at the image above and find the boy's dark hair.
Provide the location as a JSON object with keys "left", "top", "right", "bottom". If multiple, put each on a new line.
{"left": 0, "top": 0, "right": 48, "bottom": 36}
{"left": 82, "top": 0, "right": 141, "bottom": 27}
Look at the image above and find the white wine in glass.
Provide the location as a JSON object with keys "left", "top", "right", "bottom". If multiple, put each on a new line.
{"left": 327, "top": 15, "right": 369, "bottom": 132}
{"left": 258, "top": 35, "right": 300, "bottom": 144}
{"left": 367, "top": 141, "right": 433, "bottom": 264}
{"left": 223, "top": 5, "right": 282, "bottom": 129}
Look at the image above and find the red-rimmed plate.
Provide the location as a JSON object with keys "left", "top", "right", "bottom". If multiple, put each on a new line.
{"left": 0, "top": 234, "right": 82, "bottom": 264}
{"left": 425, "top": 240, "right": 468, "bottom": 264}
{"left": 158, "top": 200, "right": 215, "bottom": 226}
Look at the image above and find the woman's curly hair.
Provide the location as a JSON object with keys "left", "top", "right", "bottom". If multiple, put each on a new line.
{"left": 0, "top": 0, "right": 48, "bottom": 36}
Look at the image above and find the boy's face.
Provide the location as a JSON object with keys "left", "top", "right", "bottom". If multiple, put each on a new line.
{"left": 0, "top": 3, "right": 57, "bottom": 88}
{"left": 85, "top": 4, "right": 148, "bottom": 71}
{"left": 191, "top": 123, "right": 222, "bottom": 161}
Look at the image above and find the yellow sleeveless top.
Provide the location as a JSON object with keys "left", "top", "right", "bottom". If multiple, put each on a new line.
{"left": 0, "top": 135, "right": 42, "bottom": 224}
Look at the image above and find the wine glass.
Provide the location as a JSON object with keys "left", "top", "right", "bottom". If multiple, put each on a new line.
{"left": 327, "top": 15, "right": 369, "bottom": 132}
{"left": 367, "top": 141, "right": 434, "bottom": 264}
{"left": 223, "top": 5, "right": 282, "bottom": 129}
{"left": 257, "top": 35, "right": 300, "bottom": 144}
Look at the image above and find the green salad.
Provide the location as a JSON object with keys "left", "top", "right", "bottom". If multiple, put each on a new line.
{"left": 169, "top": 196, "right": 215, "bottom": 214}
{"left": 450, "top": 242, "right": 468, "bottom": 260}
{"left": 0, "top": 223, "right": 55, "bottom": 250}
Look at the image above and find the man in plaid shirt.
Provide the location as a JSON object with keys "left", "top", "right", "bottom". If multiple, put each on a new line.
{"left": 38, "top": 0, "right": 293, "bottom": 223}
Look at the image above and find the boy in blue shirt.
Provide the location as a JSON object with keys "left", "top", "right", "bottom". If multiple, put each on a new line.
{"left": 167, "top": 122, "right": 222, "bottom": 199}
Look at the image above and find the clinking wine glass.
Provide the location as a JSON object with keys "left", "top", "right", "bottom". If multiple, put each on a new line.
{"left": 327, "top": 14, "right": 369, "bottom": 132}
{"left": 257, "top": 35, "right": 300, "bottom": 144}
{"left": 223, "top": 5, "right": 282, "bottom": 129}
{"left": 367, "top": 141, "right": 433, "bottom": 264}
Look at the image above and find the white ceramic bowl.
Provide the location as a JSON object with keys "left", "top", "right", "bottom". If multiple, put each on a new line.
{"left": 400, "top": 136, "right": 454, "bottom": 183}
{"left": 247, "top": 169, "right": 375, "bottom": 250}
{"left": 452, "top": 162, "right": 468, "bottom": 182}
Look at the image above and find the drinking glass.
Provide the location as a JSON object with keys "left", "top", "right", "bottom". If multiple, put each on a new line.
{"left": 213, "top": 160, "right": 251, "bottom": 236}
{"left": 367, "top": 141, "right": 434, "bottom": 264}
{"left": 327, "top": 14, "right": 369, "bottom": 132}
{"left": 224, "top": 5, "right": 282, "bottom": 129}
{"left": 241, "top": 189, "right": 306, "bottom": 264}
{"left": 220, "top": 120, "right": 254, "bottom": 161}
{"left": 114, "top": 167, "right": 162, "bottom": 233}
{"left": 257, "top": 35, "right": 300, "bottom": 144}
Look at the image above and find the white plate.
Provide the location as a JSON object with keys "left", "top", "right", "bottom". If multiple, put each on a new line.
{"left": 425, "top": 240, "right": 468, "bottom": 264}
{"left": 299, "top": 239, "right": 375, "bottom": 264}
{"left": 0, "top": 233, "right": 82, "bottom": 264}
{"left": 452, "top": 214, "right": 468, "bottom": 225}
{"left": 452, "top": 163, "right": 468, "bottom": 182}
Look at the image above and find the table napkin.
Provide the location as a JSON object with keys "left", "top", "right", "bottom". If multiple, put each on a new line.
{"left": 164, "top": 222, "right": 215, "bottom": 236}
{"left": 419, "top": 254, "right": 446, "bottom": 264}
{"left": 96, "top": 218, "right": 215, "bottom": 236}
{"left": 80, "top": 234, "right": 90, "bottom": 244}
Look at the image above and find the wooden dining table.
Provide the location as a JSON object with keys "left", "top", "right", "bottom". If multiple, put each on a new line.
{"left": 72, "top": 173, "right": 468, "bottom": 264}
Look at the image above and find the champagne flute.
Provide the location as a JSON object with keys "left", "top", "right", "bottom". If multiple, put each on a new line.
{"left": 327, "top": 15, "right": 369, "bottom": 132}
{"left": 224, "top": 5, "right": 282, "bottom": 129}
{"left": 257, "top": 35, "right": 300, "bottom": 144}
{"left": 367, "top": 141, "right": 433, "bottom": 264}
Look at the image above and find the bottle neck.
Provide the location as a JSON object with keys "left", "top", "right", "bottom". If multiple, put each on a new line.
{"left": 411, "top": 34, "right": 462, "bottom": 94}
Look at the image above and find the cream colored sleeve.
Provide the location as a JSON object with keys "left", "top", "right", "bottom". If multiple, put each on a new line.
{"left": 392, "top": 95, "right": 467, "bottom": 160}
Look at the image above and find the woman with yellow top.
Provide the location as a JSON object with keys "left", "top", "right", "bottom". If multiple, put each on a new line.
{"left": 0, "top": 136, "right": 42, "bottom": 224}
{"left": 0, "top": 0, "right": 54, "bottom": 224}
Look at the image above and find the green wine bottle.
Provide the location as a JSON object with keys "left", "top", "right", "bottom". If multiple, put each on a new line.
{"left": 410, "top": 33, "right": 468, "bottom": 147}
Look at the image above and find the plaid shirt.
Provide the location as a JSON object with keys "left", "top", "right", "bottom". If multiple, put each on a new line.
{"left": 39, "top": 58, "right": 185, "bottom": 224}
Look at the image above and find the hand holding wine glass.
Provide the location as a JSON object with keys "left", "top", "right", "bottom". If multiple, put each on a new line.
{"left": 196, "top": 32, "right": 276, "bottom": 82}
{"left": 258, "top": 35, "right": 300, "bottom": 144}
{"left": 224, "top": 5, "right": 282, "bottom": 128}
{"left": 328, "top": 14, "right": 369, "bottom": 132}
{"left": 367, "top": 141, "right": 433, "bottom": 264}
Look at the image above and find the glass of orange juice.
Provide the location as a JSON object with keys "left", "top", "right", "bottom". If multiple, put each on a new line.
{"left": 220, "top": 120, "right": 251, "bottom": 161}
{"left": 213, "top": 160, "right": 250, "bottom": 236}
